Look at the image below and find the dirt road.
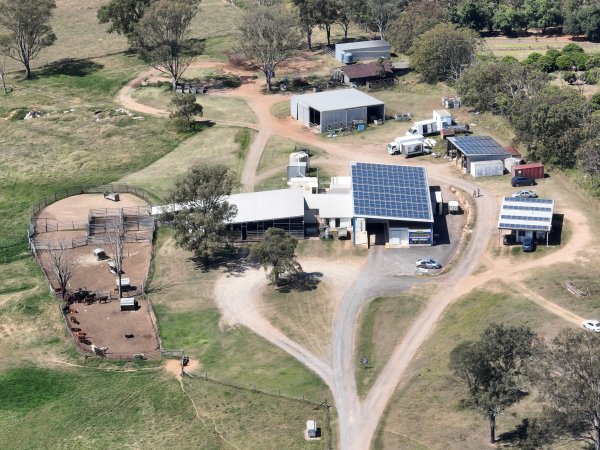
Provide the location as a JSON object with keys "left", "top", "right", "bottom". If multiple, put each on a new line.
{"left": 120, "top": 62, "right": 594, "bottom": 449}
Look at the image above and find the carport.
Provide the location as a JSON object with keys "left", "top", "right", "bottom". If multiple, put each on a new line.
{"left": 446, "top": 136, "right": 511, "bottom": 173}
{"left": 497, "top": 196, "right": 555, "bottom": 247}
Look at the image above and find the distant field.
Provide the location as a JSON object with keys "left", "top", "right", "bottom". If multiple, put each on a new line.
{"left": 120, "top": 126, "right": 255, "bottom": 199}
{"left": 483, "top": 35, "right": 600, "bottom": 60}
{"left": 375, "top": 286, "right": 579, "bottom": 450}
{"left": 0, "top": 366, "right": 329, "bottom": 450}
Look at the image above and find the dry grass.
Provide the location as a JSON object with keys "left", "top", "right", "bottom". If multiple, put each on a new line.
{"left": 483, "top": 35, "right": 600, "bottom": 61}
{"left": 120, "top": 126, "right": 254, "bottom": 199}
{"left": 257, "top": 136, "right": 323, "bottom": 175}
{"left": 296, "top": 240, "right": 367, "bottom": 260}
{"left": 375, "top": 285, "right": 580, "bottom": 450}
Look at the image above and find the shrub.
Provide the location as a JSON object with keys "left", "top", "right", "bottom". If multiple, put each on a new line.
{"left": 562, "top": 71, "right": 577, "bottom": 84}
{"left": 562, "top": 43, "right": 584, "bottom": 54}
{"left": 581, "top": 67, "right": 600, "bottom": 84}
{"left": 545, "top": 49, "right": 561, "bottom": 64}
{"left": 523, "top": 52, "right": 543, "bottom": 65}
{"left": 590, "top": 92, "right": 600, "bottom": 111}
{"left": 10, "top": 108, "right": 28, "bottom": 121}
{"left": 535, "top": 55, "right": 555, "bottom": 72}
{"left": 556, "top": 54, "right": 575, "bottom": 71}
{"left": 502, "top": 55, "right": 519, "bottom": 64}
{"left": 571, "top": 52, "right": 590, "bottom": 70}
{"left": 586, "top": 54, "right": 600, "bottom": 70}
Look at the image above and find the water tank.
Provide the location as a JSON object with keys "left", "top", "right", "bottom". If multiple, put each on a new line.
{"left": 342, "top": 52, "right": 353, "bottom": 64}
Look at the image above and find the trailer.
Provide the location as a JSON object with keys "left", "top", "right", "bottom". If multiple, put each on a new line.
{"left": 387, "top": 134, "right": 429, "bottom": 157}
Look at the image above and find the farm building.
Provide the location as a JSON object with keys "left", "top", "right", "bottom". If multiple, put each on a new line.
{"left": 290, "top": 89, "right": 385, "bottom": 132}
{"left": 446, "top": 136, "right": 511, "bottom": 173}
{"left": 497, "top": 196, "right": 555, "bottom": 246}
{"left": 351, "top": 163, "right": 434, "bottom": 247}
{"left": 335, "top": 40, "right": 391, "bottom": 63}
{"left": 331, "top": 61, "right": 394, "bottom": 86}
{"left": 304, "top": 177, "right": 353, "bottom": 233}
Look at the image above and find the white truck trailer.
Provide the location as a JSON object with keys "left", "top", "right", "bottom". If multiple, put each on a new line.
{"left": 387, "top": 134, "right": 429, "bottom": 157}
{"left": 406, "top": 110, "right": 469, "bottom": 137}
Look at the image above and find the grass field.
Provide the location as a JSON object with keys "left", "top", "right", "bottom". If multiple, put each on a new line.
{"left": 483, "top": 35, "right": 600, "bottom": 61}
{"left": 147, "top": 229, "right": 331, "bottom": 400}
{"left": 374, "top": 286, "right": 580, "bottom": 450}
{"left": 131, "top": 87, "right": 258, "bottom": 124}
{"left": 355, "top": 286, "right": 434, "bottom": 397}
{"left": 120, "top": 126, "right": 255, "bottom": 199}
{"left": 0, "top": 366, "right": 329, "bottom": 450}
{"left": 257, "top": 136, "right": 323, "bottom": 175}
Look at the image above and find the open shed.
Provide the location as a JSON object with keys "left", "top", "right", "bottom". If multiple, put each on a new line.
{"left": 446, "top": 136, "right": 511, "bottom": 173}
{"left": 331, "top": 61, "right": 394, "bottom": 86}
{"left": 497, "top": 196, "right": 555, "bottom": 246}
{"left": 335, "top": 40, "right": 391, "bottom": 63}
{"left": 290, "top": 89, "right": 385, "bottom": 132}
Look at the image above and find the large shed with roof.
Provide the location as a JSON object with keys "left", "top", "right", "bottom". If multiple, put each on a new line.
{"left": 290, "top": 89, "right": 385, "bottom": 132}
{"left": 446, "top": 136, "right": 511, "bottom": 173}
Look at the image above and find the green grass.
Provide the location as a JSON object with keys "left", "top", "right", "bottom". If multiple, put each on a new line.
{"left": 147, "top": 229, "right": 330, "bottom": 400}
{"left": 257, "top": 136, "right": 323, "bottom": 175}
{"left": 375, "top": 286, "right": 578, "bottom": 450}
{"left": 120, "top": 126, "right": 255, "bottom": 199}
{"left": 0, "top": 366, "right": 328, "bottom": 449}
{"left": 355, "top": 286, "right": 434, "bottom": 397}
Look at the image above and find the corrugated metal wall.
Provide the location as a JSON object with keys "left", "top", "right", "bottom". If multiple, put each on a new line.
{"left": 322, "top": 107, "right": 367, "bottom": 130}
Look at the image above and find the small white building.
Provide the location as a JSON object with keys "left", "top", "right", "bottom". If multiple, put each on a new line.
{"left": 470, "top": 160, "right": 504, "bottom": 178}
{"left": 335, "top": 40, "right": 391, "bottom": 63}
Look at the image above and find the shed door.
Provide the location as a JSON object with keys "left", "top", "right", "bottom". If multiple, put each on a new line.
{"left": 390, "top": 229, "right": 400, "bottom": 245}
{"left": 297, "top": 104, "right": 310, "bottom": 126}
{"left": 400, "top": 229, "right": 409, "bottom": 245}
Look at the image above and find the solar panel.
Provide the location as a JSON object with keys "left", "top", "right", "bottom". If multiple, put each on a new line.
{"left": 448, "top": 136, "right": 510, "bottom": 156}
{"left": 499, "top": 222, "right": 551, "bottom": 231}
{"left": 505, "top": 197, "right": 553, "bottom": 205}
{"left": 351, "top": 162, "right": 433, "bottom": 222}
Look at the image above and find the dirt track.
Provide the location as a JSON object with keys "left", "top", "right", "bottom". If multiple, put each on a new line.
{"left": 119, "top": 64, "right": 594, "bottom": 449}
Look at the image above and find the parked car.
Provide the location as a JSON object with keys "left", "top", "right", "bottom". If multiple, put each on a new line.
{"left": 512, "top": 189, "right": 538, "bottom": 198}
{"left": 511, "top": 176, "right": 535, "bottom": 187}
{"left": 583, "top": 320, "right": 600, "bottom": 332}
{"left": 503, "top": 234, "right": 515, "bottom": 245}
{"left": 416, "top": 259, "right": 442, "bottom": 269}
{"left": 521, "top": 237, "right": 536, "bottom": 252}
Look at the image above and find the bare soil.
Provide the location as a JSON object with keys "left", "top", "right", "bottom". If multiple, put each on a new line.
{"left": 37, "top": 193, "right": 148, "bottom": 222}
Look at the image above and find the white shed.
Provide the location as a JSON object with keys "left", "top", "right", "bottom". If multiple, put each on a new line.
{"left": 470, "top": 160, "right": 504, "bottom": 178}
{"left": 335, "top": 40, "right": 391, "bottom": 63}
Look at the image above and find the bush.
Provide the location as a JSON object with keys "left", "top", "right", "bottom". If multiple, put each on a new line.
{"left": 581, "top": 67, "right": 600, "bottom": 84}
{"left": 546, "top": 49, "right": 561, "bottom": 64}
{"left": 586, "top": 54, "right": 600, "bottom": 69}
{"left": 502, "top": 56, "right": 519, "bottom": 64}
{"left": 523, "top": 52, "right": 543, "bottom": 65}
{"left": 590, "top": 92, "right": 600, "bottom": 111}
{"left": 562, "top": 43, "right": 584, "bottom": 54}
{"left": 571, "top": 52, "right": 590, "bottom": 70}
{"left": 10, "top": 108, "right": 28, "bottom": 121}
{"left": 556, "top": 54, "right": 575, "bottom": 71}
{"left": 535, "top": 55, "right": 555, "bottom": 72}
{"left": 562, "top": 71, "right": 577, "bottom": 84}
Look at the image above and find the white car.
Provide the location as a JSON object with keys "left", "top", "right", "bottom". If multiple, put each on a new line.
{"left": 416, "top": 259, "right": 442, "bottom": 269}
{"left": 583, "top": 320, "right": 600, "bottom": 332}
{"left": 512, "top": 190, "right": 538, "bottom": 198}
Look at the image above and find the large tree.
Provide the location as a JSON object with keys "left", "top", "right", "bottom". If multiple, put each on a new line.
{"left": 450, "top": 324, "right": 536, "bottom": 443}
{"left": 410, "top": 23, "right": 480, "bottom": 83}
{"left": 238, "top": 6, "right": 299, "bottom": 91}
{"left": 0, "top": 0, "right": 57, "bottom": 79}
{"left": 249, "top": 228, "right": 302, "bottom": 286}
{"left": 365, "top": 0, "right": 403, "bottom": 39}
{"left": 0, "top": 34, "right": 9, "bottom": 94}
{"left": 455, "top": 0, "right": 493, "bottom": 32}
{"left": 337, "top": 0, "right": 366, "bottom": 40}
{"left": 162, "top": 165, "right": 238, "bottom": 265}
{"left": 532, "top": 329, "right": 600, "bottom": 450}
{"left": 133, "top": 0, "right": 201, "bottom": 90}
{"left": 387, "top": 0, "right": 445, "bottom": 55}
{"left": 293, "top": 0, "right": 319, "bottom": 50}
{"left": 315, "top": 0, "right": 339, "bottom": 46}
{"left": 97, "top": 0, "right": 154, "bottom": 43}
{"left": 48, "top": 243, "right": 74, "bottom": 301}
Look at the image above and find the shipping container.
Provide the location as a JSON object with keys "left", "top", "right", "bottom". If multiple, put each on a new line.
{"left": 511, "top": 162, "right": 544, "bottom": 179}
{"left": 470, "top": 160, "right": 504, "bottom": 178}
{"left": 504, "top": 157, "right": 523, "bottom": 174}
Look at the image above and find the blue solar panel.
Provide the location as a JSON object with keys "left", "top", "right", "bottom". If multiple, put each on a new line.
{"left": 448, "top": 136, "right": 510, "bottom": 156}
{"left": 351, "top": 163, "right": 433, "bottom": 222}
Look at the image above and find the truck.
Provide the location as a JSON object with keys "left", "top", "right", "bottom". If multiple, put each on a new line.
{"left": 387, "top": 134, "right": 430, "bottom": 157}
{"left": 406, "top": 110, "right": 469, "bottom": 137}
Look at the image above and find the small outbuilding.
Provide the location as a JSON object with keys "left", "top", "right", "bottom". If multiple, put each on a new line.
{"left": 446, "top": 136, "right": 511, "bottom": 173}
{"left": 331, "top": 61, "right": 394, "bottom": 86}
{"left": 511, "top": 162, "right": 545, "bottom": 180}
{"left": 290, "top": 89, "right": 385, "bottom": 132}
{"left": 470, "top": 160, "right": 504, "bottom": 178}
{"left": 120, "top": 297, "right": 137, "bottom": 311}
{"left": 497, "top": 196, "right": 555, "bottom": 246}
{"left": 335, "top": 40, "right": 391, "bottom": 63}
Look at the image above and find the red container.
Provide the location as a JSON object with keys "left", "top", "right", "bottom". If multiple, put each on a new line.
{"left": 511, "top": 162, "right": 544, "bottom": 180}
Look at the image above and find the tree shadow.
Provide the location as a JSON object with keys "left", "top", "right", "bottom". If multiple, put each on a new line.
{"left": 191, "top": 247, "right": 254, "bottom": 277}
{"left": 276, "top": 271, "right": 323, "bottom": 293}
{"left": 36, "top": 58, "right": 104, "bottom": 78}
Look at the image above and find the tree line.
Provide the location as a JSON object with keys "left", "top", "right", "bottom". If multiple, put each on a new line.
{"left": 450, "top": 323, "right": 600, "bottom": 449}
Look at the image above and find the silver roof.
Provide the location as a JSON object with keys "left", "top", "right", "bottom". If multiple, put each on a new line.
{"left": 497, "top": 196, "right": 555, "bottom": 232}
{"left": 292, "top": 88, "right": 384, "bottom": 112}
{"left": 336, "top": 40, "right": 391, "bottom": 51}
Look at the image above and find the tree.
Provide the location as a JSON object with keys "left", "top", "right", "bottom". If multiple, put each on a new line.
{"left": 456, "top": 0, "right": 493, "bottom": 32}
{"left": 169, "top": 93, "right": 202, "bottom": 131}
{"left": 578, "top": 5, "right": 600, "bottom": 42}
{"left": 387, "top": 0, "right": 445, "bottom": 55}
{"left": 315, "top": 0, "right": 339, "bottom": 46}
{"left": 0, "top": 35, "right": 9, "bottom": 94}
{"left": 509, "top": 86, "right": 590, "bottom": 167}
{"left": 532, "top": 329, "right": 600, "bottom": 450}
{"left": 161, "top": 165, "right": 238, "bottom": 265}
{"left": 107, "top": 218, "right": 125, "bottom": 300}
{"left": 449, "top": 324, "right": 536, "bottom": 443}
{"left": 0, "top": 0, "right": 57, "bottom": 80}
{"left": 337, "top": 0, "right": 366, "bottom": 40}
{"left": 293, "top": 0, "right": 319, "bottom": 50}
{"left": 97, "top": 0, "right": 154, "bottom": 42}
{"left": 249, "top": 228, "right": 302, "bottom": 286}
{"left": 48, "top": 243, "right": 74, "bottom": 301}
{"left": 238, "top": 6, "right": 299, "bottom": 92}
{"left": 524, "top": 0, "right": 562, "bottom": 33}
{"left": 410, "top": 23, "right": 480, "bottom": 83}
{"left": 133, "top": 0, "right": 201, "bottom": 91}
{"left": 365, "top": 0, "right": 403, "bottom": 39}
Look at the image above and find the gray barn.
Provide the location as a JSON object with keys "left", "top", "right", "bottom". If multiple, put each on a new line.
{"left": 335, "top": 40, "right": 391, "bottom": 63}
{"left": 290, "top": 89, "right": 385, "bottom": 132}
{"left": 446, "top": 136, "right": 511, "bottom": 173}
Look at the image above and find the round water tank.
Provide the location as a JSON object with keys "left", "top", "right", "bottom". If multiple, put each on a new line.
{"left": 342, "top": 52, "right": 353, "bottom": 64}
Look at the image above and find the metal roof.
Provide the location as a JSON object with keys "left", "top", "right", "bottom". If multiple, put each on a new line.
{"left": 448, "top": 136, "right": 511, "bottom": 157}
{"left": 335, "top": 61, "right": 393, "bottom": 79}
{"left": 351, "top": 162, "right": 433, "bottom": 223}
{"left": 335, "top": 40, "right": 391, "bottom": 51}
{"left": 497, "top": 196, "right": 555, "bottom": 232}
{"left": 292, "top": 88, "right": 384, "bottom": 112}
{"left": 151, "top": 189, "right": 305, "bottom": 224}
{"left": 304, "top": 192, "right": 353, "bottom": 219}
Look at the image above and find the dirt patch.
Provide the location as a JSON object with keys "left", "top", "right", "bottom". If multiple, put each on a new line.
{"left": 164, "top": 358, "right": 200, "bottom": 381}
{"left": 38, "top": 193, "right": 148, "bottom": 222}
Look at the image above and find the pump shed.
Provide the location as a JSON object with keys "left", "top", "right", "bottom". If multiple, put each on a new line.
{"left": 290, "top": 89, "right": 385, "bottom": 132}
{"left": 335, "top": 40, "right": 391, "bottom": 63}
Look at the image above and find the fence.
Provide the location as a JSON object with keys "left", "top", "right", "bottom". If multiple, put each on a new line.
{"left": 31, "top": 218, "right": 88, "bottom": 234}
{"left": 32, "top": 236, "right": 88, "bottom": 250}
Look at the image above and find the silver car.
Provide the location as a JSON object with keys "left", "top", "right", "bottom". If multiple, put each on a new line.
{"left": 416, "top": 259, "right": 442, "bottom": 269}
{"left": 512, "top": 190, "right": 538, "bottom": 198}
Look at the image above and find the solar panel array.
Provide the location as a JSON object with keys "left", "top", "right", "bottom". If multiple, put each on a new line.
{"left": 498, "top": 222, "right": 552, "bottom": 231}
{"left": 448, "top": 136, "right": 510, "bottom": 156}
{"left": 498, "top": 196, "right": 554, "bottom": 232}
{"left": 505, "top": 197, "right": 553, "bottom": 205}
{"left": 351, "top": 162, "right": 433, "bottom": 221}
